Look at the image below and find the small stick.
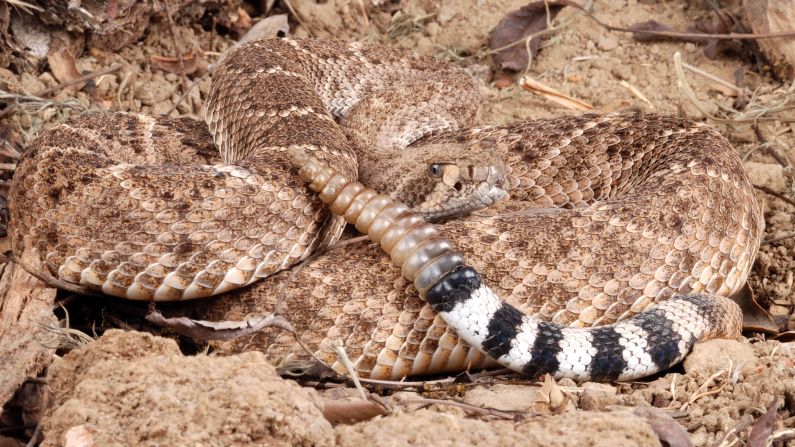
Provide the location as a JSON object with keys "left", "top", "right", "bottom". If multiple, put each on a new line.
{"left": 561, "top": 0, "right": 795, "bottom": 41}
{"left": 763, "top": 232, "right": 795, "bottom": 244}
{"left": 35, "top": 63, "right": 122, "bottom": 97}
{"left": 332, "top": 340, "right": 368, "bottom": 401}
{"left": 619, "top": 80, "right": 654, "bottom": 108}
{"left": 160, "top": 0, "right": 193, "bottom": 114}
{"left": 394, "top": 395, "right": 522, "bottom": 420}
{"left": 752, "top": 124, "right": 793, "bottom": 168}
{"left": 754, "top": 184, "right": 795, "bottom": 208}
{"left": 679, "top": 367, "right": 728, "bottom": 411}
{"left": 680, "top": 61, "right": 743, "bottom": 95}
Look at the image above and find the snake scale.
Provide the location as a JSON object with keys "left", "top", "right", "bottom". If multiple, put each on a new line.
{"left": 9, "top": 38, "right": 763, "bottom": 381}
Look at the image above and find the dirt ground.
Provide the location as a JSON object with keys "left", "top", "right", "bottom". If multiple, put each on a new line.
{"left": 1, "top": 0, "right": 794, "bottom": 446}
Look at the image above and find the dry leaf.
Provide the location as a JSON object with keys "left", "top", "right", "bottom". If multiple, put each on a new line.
{"left": 729, "top": 283, "right": 778, "bottom": 334}
{"left": 633, "top": 407, "right": 693, "bottom": 447}
{"left": 150, "top": 48, "right": 202, "bottom": 75}
{"left": 629, "top": 9, "right": 745, "bottom": 60}
{"left": 238, "top": 14, "right": 290, "bottom": 45}
{"left": 322, "top": 399, "right": 387, "bottom": 424}
{"left": 47, "top": 47, "right": 83, "bottom": 92}
{"left": 145, "top": 308, "right": 294, "bottom": 341}
{"left": 628, "top": 20, "right": 677, "bottom": 42}
{"left": 232, "top": 7, "right": 253, "bottom": 36}
{"left": 748, "top": 398, "right": 780, "bottom": 447}
{"left": 489, "top": 0, "right": 567, "bottom": 72}
{"left": 533, "top": 374, "right": 569, "bottom": 413}
{"left": 690, "top": 9, "right": 739, "bottom": 60}
{"left": 213, "top": 14, "right": 290, "bottom": 68}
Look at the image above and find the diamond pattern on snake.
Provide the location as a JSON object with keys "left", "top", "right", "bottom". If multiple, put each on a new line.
{"left": 8, "top": 38, "right": 763, "bottom": 381}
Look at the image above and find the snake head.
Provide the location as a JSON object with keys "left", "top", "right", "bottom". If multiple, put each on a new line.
{"left": 362, "top": 142, "right": 510, "bottom": 219}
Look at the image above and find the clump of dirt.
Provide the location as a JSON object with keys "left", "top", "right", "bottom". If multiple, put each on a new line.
{"left": 41, "top": 330, "right": 333, "bottom": 447}
{"left": 334, "top": 408, "right": 661, "bottom": 447}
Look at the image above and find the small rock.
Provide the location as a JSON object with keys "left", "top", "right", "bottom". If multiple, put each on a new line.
{"left": 585, "top": 39, "right": 595, "bottom": 50}
{"left": 134, "top": 74, "right": 175, "bottom": 106}
{"left": 683, "top": 338, "right": 758, "bottom": 377}
{"left": 425, "top": 21, "right": 440, "bottom": 38}
{"left": 744, "top": 161, "right": 786, "bottom": 192}
{"left": 462, "top": 384, "right": 539, "bottom": 412}
{"left": 416, "top": 37, "right": 435, "bottom": 54}
{"left": 611, "top": 65, "right": 632, "bottom": 81}
{"left": 597, "top": 35, "right": 619, "bottom": 51}
{"left": 579, "top": 383, "right": 619, "bottom": 411}
{"left": 437, "top": 3, "right": 456, "bottom": 23}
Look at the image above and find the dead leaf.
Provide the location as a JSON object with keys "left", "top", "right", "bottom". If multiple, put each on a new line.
{"left": 145, "top": 308, "right": 294, "bottom": 341}
{"left": 689, "top": 9, "right": 739, "bottom": 60}
{"left": 748, "top": 398, "right": 780, "bottom": 447}
{"left": 213, "top": 14, "right": 290, "bottom": 68}
{"left": 633, "top": 407, "right": 693, "bottom": 447}
{"left": 489, "top": 0, "right": 567, "bottom": 72}
{"left": 774, "top": 331, "right": 795, "bottom": 342}
{"left": 231, "top": 7, "right": 253, "bottom": 36}
{"left": 628, "top": 9, "right": 745, "bottom": 60}
{"left": 322, "top": 398, "right": 387, "bottom": 424}
{"left": 729, "top": 283, "right": 778, "bottom": 334}
{"left": 150, "top": 48, "right": 202, "bottom": 75}
{"left": 533, "top": 374, "right": 569, "bottom": 413}
{"left": 628, "top": 20, "right": 677, "bottom": 42}
{"left": 47, "top": 47, "right": 83, "bottom": 92}
{"left": 238, "top": 14, "right": 290, "bottom": 45}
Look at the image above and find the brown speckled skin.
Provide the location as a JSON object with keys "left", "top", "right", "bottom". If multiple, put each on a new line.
{"left": 188, "top": 112, "right": 762, "bottom": 380}
{"left": 9, "top": 39, "right": 763, "bottom": 380}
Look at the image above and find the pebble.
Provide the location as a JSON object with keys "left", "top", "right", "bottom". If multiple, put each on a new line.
{"left": 462, "top": 384, "right": 539, "bottom": 412}
{"left": 598, "top": 35, "right": 619, "bottom": 51}
{"left": 744, "top": 161, "right": 786, "bottom": 192}
{"left": 683, "top": 339, "right": 757, "bottom": 377}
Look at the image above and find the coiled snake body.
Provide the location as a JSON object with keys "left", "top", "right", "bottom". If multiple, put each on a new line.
{"left": 9, "top": 38, "right": 763, "bottom": 381}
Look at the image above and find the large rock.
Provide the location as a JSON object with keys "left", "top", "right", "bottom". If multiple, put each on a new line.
{"left": 41, "top": 330, "right": 333, "bottom": 447}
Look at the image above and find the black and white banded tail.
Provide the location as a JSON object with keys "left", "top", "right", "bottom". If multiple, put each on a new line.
{"left": 288, "top": 148, "right": 743, "bottom": 381}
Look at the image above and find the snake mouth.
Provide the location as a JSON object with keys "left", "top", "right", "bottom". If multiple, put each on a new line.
{"left": 418, "top": 182, "right": 509, "bottom": 220}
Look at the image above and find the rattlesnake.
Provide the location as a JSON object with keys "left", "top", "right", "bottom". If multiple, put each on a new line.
{"left": 9, "top": 38, "right": 763, "bottom": 381}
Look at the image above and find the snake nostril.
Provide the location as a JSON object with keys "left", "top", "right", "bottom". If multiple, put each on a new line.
{"left": 454, "top": 182, "right": 463, "bottom": 192}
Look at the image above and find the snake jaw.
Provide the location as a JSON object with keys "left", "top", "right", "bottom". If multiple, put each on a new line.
{"left": 412, "top": 159, "right": 510, "bottom": 219}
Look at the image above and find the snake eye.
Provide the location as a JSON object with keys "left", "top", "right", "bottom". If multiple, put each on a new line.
{"left": 428, "top": 164, "right": 443, "bottom": 178}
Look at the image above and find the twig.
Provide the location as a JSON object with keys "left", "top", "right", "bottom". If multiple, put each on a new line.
{"left": 35, "top": 63, "right": 122, "bottom": 97}
{"left": 763, "top": 232, "right": 795, "bottom": 244}
{"left": 754, "top": 184, "right": 795, "bottom": 208}
{"left": 160, "top": 0, "right": 193, "bottom": 114}
{"left": 619, "top": 80, "right": 654, "bottom": 108}
{"left": 25, "top": 421, "right": 42, "bottom": 447}
{"left": 394, "top": 395, "right": 522, "bottom": 420}
{"left": 561, "top": 0, "right": 795, "bottom": 41}
{"left": 357, "top": 375, "right": 457, "bottom": 388}
{"left": 0, "top": 253, "right": 102, "bottom": 297}
{"left": 752, "top": 124, "right": 793, "bottom": 168}
{"left": 165, "top": 72, "right": 208, "bottom": 116}
{"left": 679, "top": 366, "right": 729, "bottom": 411}
{"left": 332, "top": 340, "right": 367, "bottom": 401}
{"left": 680, "top": 61, "right": 743, "bottom": 95}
